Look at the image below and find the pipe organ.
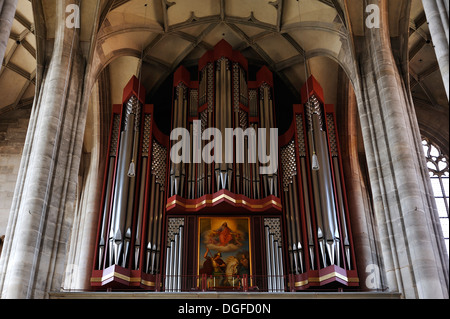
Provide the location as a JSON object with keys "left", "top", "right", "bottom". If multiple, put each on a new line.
{"left": 279, "top": 76, "right": 358, "bottom": 289}
{"left": 165, "top": 218, "right": 184, "bottom": 292}
{"left": 168, "top": 42, "right": 278, "bottom": 202}
{"left": 264, "top": 218, "right": 285, "bottom": 292}
{"left": 91, "top": 40, "right": 359, "bottom": 291}
{"left": 91, "top": 77, "right": 169, "bottom": 289}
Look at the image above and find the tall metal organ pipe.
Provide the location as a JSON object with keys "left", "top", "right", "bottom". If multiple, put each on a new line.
{"left": 264, "top": 219, "right": 285, "bottom": 292}
{"left": 164, "top": 223, "right": 184, "bottom": 292}
{"left": 97, "top": 114, "right": 121, "bottom": 269}
{"left": 307, "top": 96, "right": 339, "bottom": 267}
{"left": 108, "top": 96, "right": 141, "bottom": 267}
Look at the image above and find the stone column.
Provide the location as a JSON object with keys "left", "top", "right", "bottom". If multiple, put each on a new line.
{"left": 0, "top": 0, "right": 18, "bottom": 70}
{"left": 422, "top": 0, "right": 449, "bottom": 100}
{"left": 0, "top": 0, "right": 87, "bottom": 299}
{"left": 337, "top": 72, "right": 385, "bottom": 291}
{"left": 62, "top": 72, "right": 110, "bottom": 291}
{"left": 354, "top": 0, "right": 449, "bottom": 299}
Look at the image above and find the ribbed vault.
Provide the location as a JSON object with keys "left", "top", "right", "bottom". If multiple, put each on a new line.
{"left": 93, "top": 0, "right": 350, "bottom": 107}
{"left": 0, "top": 0, "right": 36, "bottom": 116}
{"left": 0, "top": 0, "right": 448, "bottom": 150}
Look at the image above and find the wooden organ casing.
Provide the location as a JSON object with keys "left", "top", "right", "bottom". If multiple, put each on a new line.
{"left": 91, "top": 76, "right": 169, "bottom": 290}
{"left": 165, "top": 40, "right": 284, "bottom": 292}
{"left": 279, "top": 76, "right": 359, "bottom": 289}
{"left": 90, "top": 40, "right": 359, "bottom": 291}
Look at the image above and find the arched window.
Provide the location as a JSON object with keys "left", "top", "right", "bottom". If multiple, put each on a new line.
{"left": 422, "top": 138, "right": 449, "bottom": 255}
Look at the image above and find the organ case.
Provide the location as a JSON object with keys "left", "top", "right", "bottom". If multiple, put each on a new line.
{"left": 90, "top": 40, "right": 359, "bottom": 291}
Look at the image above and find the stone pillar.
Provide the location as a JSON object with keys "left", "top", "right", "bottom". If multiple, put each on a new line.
{"left": 62, "top": 73, "right": 110, "bottom": 291}
{"left": 0, "top": 0, "right": 18, "bottom": 70}
{"left": 354, "top": 0, "right": 449, "bottom": 299}
{"left": 422, "top": 0, "right": 449, "bottom": 100}
{"left": 0, "top": 0, "right": 87, "bottom": 299}
{"left": 337, "top": 73, "right": 385, "bottom": 291}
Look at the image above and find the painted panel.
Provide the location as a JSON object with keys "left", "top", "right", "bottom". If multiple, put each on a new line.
{"left": 198, "top": 217, "right": 252, "bottom": 289}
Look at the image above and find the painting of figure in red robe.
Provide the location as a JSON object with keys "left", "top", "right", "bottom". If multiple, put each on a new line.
{"left": 198, "top": 217, "right": 251, "bottom": 289}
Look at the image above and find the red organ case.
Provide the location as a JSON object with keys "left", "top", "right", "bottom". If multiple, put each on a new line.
{"left": 90, "top": 40, "right": 359, "bottom": 292}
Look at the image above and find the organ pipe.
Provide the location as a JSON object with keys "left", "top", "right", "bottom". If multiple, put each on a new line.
{"left": 265, "top": 226, "right": 273, "bottom": 291}
{"left": 308, "top": 97, "right": 339, "bottom": 267}
{"left": 97, "top": 112, "right": 121, "bottom": 270}
{"left": 168, "top": 53, "right": 277, "bottom": 203}
{"left": 333, "top": 157, "right": 351, "bottom": 269}
{"left": 270, "top": 234, "right": 277, "bottom": 291}
{"left": 164, "top": 223, "right": 184, "bottom": 292}
{"left": 264, "top": 218, "right": 284, "bottom": 292}
{"left": 109, "top": 96, "right": 140, "bottom": 267}
{"left": 98, "top": 157, "right": 115, "bottom": 269}
{"left": 133, "top": 113, "right": 152, "bottom": 270}
{"left": 92, "top": 42, "right": 358, "bottom": 292}
{"left": 177, "top": 226, "right": 184, "bottom": 291}
{"left": 279, "top": 81, "right": 356, "bottom": 280}
{"left": 299, "top": 158, "right": 315, "bottom": 270}
{"left": 92, "top": 76, "right": 169, "bottom": 291}
{"left": 278, "top": 245, "right": 285, "bottom": 291}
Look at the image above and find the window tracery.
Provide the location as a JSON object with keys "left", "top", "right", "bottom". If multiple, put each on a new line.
{"left": 422, "top": 138, "right": 449, "bottom": 255}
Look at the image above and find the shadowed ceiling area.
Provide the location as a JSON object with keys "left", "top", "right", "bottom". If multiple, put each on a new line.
{"left": 98, "top": 0, "right": 347, "bottom": 105}
{"left": 92, "top": 0, "right": 353, "bottom": 136}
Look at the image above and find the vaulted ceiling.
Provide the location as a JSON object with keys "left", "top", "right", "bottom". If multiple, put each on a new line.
{"left": 0, "top": 0, "right": 36, "bottom": 116}
{"left": 0, "top": 0, "right": 448, "bottom": 149}
{"left": 94, "top": 0, "right": 348, "bottom": 108}
{"left": 409, "top": 0, "right": 447, "bottom": 109}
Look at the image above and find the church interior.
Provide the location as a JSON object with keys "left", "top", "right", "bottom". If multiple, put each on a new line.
{"left": 0, "top": 0, "right": 448, "bottom": 299}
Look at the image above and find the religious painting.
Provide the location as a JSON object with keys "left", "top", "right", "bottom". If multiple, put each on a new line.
{"left": 198, "top": 217, "right": 252, "bottom": 289}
